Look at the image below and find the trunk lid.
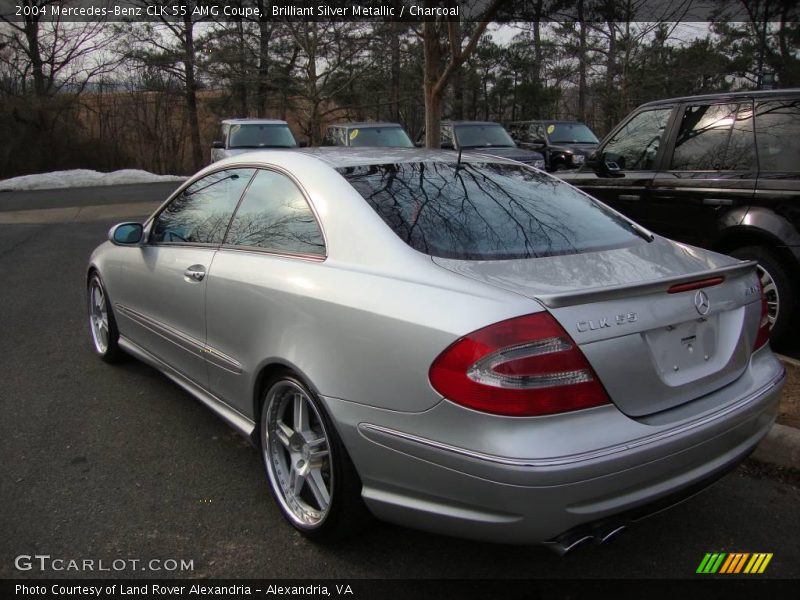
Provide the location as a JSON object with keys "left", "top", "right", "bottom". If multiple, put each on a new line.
{"left": 432, "top": 238, "right": 762, "bottom": 417}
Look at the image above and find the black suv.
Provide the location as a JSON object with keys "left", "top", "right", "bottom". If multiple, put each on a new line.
{"left": 322, "top": 122, "right": 414, "bottom": 148}
{"left": 506, "top": 120, "right": 600, "bottom": 171}
{"left": 559, "top": 89, "right": 800, "bottom": 343}
{"left": 421, "top": 121, "right": 545, "bottom": 169}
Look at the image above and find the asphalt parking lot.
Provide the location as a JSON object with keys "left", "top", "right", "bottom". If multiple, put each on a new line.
{"left": 0, "top": 183, "right": 798, "bottom": 580}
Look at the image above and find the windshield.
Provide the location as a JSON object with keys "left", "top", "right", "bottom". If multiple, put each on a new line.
{"left": 339, "top": 162, "right": 640, "bottom": 260}
{"left": 228, "top": 124, "right": 297, "bottom": 148}
{"left": 454, "top": 124, "right": 516, "bottom": 148}
{"left": 348, "top": 127, "right": 414, "bottom": 148}
{"left": 547, "top": 123, "right": 599, "bottom": 144}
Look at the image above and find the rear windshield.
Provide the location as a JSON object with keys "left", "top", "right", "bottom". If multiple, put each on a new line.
{"left": 454, "top": 124, "right": 515, "bottom": 148}
{"left": 228, "top": 124, "right": 297, "bottom": 148}
{"left": 348, "top": 127, "right": 414, "bottom": 148}
{"left": 339, "top": 162, "right": 641, "bottom": 260}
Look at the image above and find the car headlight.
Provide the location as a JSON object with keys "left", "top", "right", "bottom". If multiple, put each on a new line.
{"left": 573, "top": 154, "right": 585, "bottom": 165}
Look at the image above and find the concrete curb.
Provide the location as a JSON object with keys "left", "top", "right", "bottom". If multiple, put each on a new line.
{"left": 751, "top": 357, "right": 800, "bottom": 470}
{"left": 752, "top": 423, "right": 800, "bottom": 470}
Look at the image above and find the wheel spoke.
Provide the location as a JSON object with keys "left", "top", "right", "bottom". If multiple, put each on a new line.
{"left": 293, "top": 393, "right": 310, "bottom": 432}
{"left": 306, "top": 436, "right": 329, "bottom": 462}
{"left": 289, "top": 465, "right": 305, "bottom": 496}
{"left": 307, "top": 469, "right": 330, "bottom": 510}
{"left": 276, "top": 421, "right": 293, "bottom": 448}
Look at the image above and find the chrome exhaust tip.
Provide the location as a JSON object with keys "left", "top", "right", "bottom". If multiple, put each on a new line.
{"left": 546, "top": 522, "right": 629, "bottom": 555}
{"left": 598, "top": 524, "right": 627, "bottom": 544}
{"left": 545, "top": 533, "right": 594, "bottom": 556}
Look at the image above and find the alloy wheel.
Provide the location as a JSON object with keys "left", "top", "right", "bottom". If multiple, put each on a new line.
{"left": 757, "top": 264, "right": 780, "bottom": 329}
{"left": 89, "top": 278, "right": 109, "bottom": 354}
{"left": 263, "top": 380, "right": 333, "bottom": 528}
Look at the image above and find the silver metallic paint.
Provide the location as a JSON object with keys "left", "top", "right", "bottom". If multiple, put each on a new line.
{"left": 88, "top": 148, "right": 785, "bottom": 545}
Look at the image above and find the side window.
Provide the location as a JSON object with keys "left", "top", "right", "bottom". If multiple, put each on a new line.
{"left": 224, "top": 170, "right": 325, "bottom": 256}
{"left": 670, "top": 103, "right": 750, "bottom": 170}
{"left": 322, "top": 128, "right": 335, "bottom": 146}
{"left": 603, "top": 108, "right": 672, "bottom": 170}
{"left": 755, "top": 99, "right": 800, "bottom": 172}
{"left": 726, "top": 103, "right": 756, "bottom": 171}
{"left": 535, "top": 124, "right": 546, "bottom": 141}
{"left": 151, "top": 168, "right": 255, "bottom": 245}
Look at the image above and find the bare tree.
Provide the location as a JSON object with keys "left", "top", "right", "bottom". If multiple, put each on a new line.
{"left": 420, "top": 0, "right": 503, "bottom": 148}
{"left": 121, "top": 0, "right": 209, "bottom": 171}
{"left": 283, "top": 21, "right": 373, "bottom": 144}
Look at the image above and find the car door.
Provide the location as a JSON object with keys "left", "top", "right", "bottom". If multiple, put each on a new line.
{"left": 752, "top": 97, "right": 800, "bottom": 239}
{"left": 204, "top": 168, "right": 327, "bottom": 416}
{"left": 562, "top": 106, "right": 675, "bottom": 225}
{"left": 115, "top": 167, "right": 256, "bottom": 388}
{"left": 647, "top": 101, "right": 757, "bottom": 246}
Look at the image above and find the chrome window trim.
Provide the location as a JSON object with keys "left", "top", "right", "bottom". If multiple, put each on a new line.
{"left": 218, "top": 245, "right": 326, "bottom": 263}
{"left": 358, "top": 368, "right": 784, "bottom": 468}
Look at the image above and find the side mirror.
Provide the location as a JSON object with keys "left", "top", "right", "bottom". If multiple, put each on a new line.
{"left": 587, "top": 152, "right": 623, "bottom": 177}
{"left": 298, "top": 140, "right": 308, "bottom": 148}
{"left": 211, "top": 140, "right": 225, "bottom": 149}
{"left": 441, "top": 142, "right": 454, "bottom": 150}
{"left": 109, "top": 222, "right": 144, "bottom": 245}
{"left": 532, "top": 138, "right": 546, "bottom": 146}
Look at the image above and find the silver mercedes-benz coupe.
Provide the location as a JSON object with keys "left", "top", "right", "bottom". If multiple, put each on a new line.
{"left": 87, "top": 148, "right": 785, "bottom": 553}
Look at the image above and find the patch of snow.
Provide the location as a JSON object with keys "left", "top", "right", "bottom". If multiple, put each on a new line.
{"left": 0, "top": 169, "right": 186, "bottom": 192}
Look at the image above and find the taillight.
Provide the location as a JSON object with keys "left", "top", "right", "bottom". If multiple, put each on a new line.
{"left": 429, "top": 312, "right": 610, "bottom": 417}
{"left": 754, "top": 277, "right": 770, "bottom": 351}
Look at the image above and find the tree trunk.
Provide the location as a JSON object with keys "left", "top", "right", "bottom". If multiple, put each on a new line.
{"left": 531, "top": 2, "right": 544, "bottom": 118}
{"left": 182, "top": 15, "right": 203, "bottom": 171}
{"left": 604, "top": 20, "right": 617, "bottom": 134}
{"left": 390, "top": 22, "right": 401, "bottom": 122}
{"left": 256, "top": 2, "right": 271, "bottom": 117}
{"left": 235, "top": 17, "right": 248, "bottom": 116}
{"left": 423, "top": 20, "right": 442, "bottom": 148}
{"left": 577, "top": 0, "right": 587, "bottom": 122}
{"left": 22, "top": 16, "right": 46, "bottom": 98}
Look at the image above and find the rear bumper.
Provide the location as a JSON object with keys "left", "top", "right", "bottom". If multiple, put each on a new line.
{"left": 323, "top": 349, "right": 785, "bottom": 544}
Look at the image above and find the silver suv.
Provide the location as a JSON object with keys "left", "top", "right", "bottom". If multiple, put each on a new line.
{"left": 211, "top": 119, "right": 298, "bottom": 162}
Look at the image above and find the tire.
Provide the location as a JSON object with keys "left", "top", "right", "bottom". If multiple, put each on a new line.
{"left": 87, "top": 272, "right": 125, "bottom": 363}
{"left": 259, "top": 373, "right": 370, "bottom": 542}
{"left": 730, "top": 246, "right": 796, "bottom": 345}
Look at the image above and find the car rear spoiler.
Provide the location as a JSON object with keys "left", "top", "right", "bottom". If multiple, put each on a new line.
{"left": 535, "top": 260, "right": 758, "bottom": 308}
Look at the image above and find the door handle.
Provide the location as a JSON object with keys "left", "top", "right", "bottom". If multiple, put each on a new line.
{"left": 183, "top": 264, "right": 206, "bottom": 282}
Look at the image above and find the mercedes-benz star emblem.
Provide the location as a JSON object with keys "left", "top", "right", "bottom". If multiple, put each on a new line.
{"left": 694, "top": 290, "right": 711, "bottom": 315}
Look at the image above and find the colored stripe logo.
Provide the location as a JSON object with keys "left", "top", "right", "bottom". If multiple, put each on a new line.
{"left": 696, "top": 552, "right": 773, "bottom": 574}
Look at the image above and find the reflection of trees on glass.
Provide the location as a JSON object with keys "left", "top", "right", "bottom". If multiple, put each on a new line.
{"left": 755, "top": 100, "right": 800, "bottom": 172}
{"left": 225, "top": 170, "right": 325, "bottom": 256}
{"left": 671, "top": 103, "right": 755, "bottom": 171}
{"left": 152, "top": 169, "right": 255, "bottom": 244}
{"left": 603, "top": 109, "right": 671, "bottom": 170}
{"left": 340, "top": 162, "right": 640, "bottom": 260}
